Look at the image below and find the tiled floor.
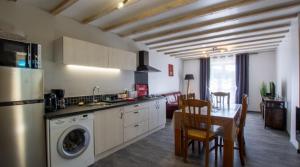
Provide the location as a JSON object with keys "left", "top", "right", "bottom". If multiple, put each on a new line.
{"left": 92, "top": 112, "right": 300, "bottom": 167}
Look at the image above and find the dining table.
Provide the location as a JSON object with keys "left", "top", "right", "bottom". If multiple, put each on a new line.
{"left": 173, "top": 104, "right": 241, "bottom": 167}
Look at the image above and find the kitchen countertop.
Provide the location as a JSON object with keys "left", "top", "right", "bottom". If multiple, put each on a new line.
{"left": 44, "top": 96, "right": 165, "bottom": 119}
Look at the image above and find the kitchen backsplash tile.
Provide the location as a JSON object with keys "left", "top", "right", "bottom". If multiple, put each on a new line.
{"left": 65, "top": 95, "right": 103, "bottom": 106}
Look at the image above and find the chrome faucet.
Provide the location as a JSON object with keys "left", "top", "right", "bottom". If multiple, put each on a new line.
{"left": 92, "top": 86, "right": 100, "bottom": 103}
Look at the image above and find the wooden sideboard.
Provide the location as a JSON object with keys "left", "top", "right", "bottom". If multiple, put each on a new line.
{"left": 261, "top": 97, "right": 286, "bottom": 130}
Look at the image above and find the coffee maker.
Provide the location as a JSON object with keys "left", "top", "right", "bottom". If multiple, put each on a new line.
{"left": 45, "top": 93, "right": 57, "bottom": 112}
{"left": 51, "top": 89, "right": 66, "bottom": 109}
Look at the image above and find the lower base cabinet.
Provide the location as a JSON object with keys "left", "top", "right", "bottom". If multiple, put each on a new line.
{"left": 94, "top": 98, "right": 167, "bottom": 157}
{"left": 94, "top": 107, "right": 124, "bottom": 155}
{"left": 124, "top": 120, "right": 149, "bottom": 142}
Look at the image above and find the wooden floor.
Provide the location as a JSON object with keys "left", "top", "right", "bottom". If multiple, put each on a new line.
{"left": 92, "top": 113, "right": 300, "bottom": 167}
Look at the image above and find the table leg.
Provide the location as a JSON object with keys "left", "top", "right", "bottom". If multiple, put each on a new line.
{"left": 223, "top": 138, "right": 234, "bottom": 167}
{"left": 175, "top": 128, "right": 182, "bottom": 156}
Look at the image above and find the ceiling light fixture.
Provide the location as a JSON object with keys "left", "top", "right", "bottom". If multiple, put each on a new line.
{"left": 117, "top": 0, "right": 128, "bottom": 9}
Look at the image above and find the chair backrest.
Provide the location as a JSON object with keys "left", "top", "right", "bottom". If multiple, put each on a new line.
{"left": 181, "top": 99, "right": 212, "bottom": 136}
{"left": 239, "top": 95, "right": 248, "bottom": 129}
{"left": 178, "top": 93, "right": 195, "bottom": 109}
{"left": 211, "top": 92, "right": 230, "bottom": 107}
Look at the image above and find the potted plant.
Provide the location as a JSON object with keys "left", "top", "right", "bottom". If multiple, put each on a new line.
{"left": 260, "top": 82, "right": 267, "bottom": 98}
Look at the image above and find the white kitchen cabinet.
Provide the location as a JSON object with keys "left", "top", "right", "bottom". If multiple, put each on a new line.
{"left": 60, "top": 36, "right": 89, "bottom": 65}
{"left": 149, "top": 101, "right": 159, "bottom": 130}
{"left": 123, "top": 103, "right": 149, "bottom": 142}
{"left": 158, "top": 99, "right": 167, "bottom": 126}
{"left": 94, "top": 107, "right": 124, "bottom": 155}
{"left": 55, "top": 36, "right": 136, "bottom": 70}
{"left": 108, "top": 48, "right": 136, "bottom": 71}
{"left": 88, "top": 42, "right": 109, "bottom": 67}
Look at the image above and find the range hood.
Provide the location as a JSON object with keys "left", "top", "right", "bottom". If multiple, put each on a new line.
{"left": 137, "top": 51, "right": 161, "bottom": 72}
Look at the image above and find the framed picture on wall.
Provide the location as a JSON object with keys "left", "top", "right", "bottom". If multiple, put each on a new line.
{"left": 168, "top": 64, "right": 174, "bottom": 76}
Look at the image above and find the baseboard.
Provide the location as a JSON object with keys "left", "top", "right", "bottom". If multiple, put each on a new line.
{"left": 290, "top": 138, "right": 299, "bottom": 150}
{"left": 94, "top": 124, "right": 165, "bottom": 162}
{"left": 247, "top": 110, "right": 260, "bottom": 113}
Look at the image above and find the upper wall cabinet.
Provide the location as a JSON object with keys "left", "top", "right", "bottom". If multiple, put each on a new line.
{"left": 109, "top": 48, "right": 136, "bottom": 71}
{"left": 54, "top": 36, "right": 136, "bottom": 71}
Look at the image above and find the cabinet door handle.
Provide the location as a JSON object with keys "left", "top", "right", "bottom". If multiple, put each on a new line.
{"left": 134, "top": 111, "right": 139, "bottom": 114}
{"left": 134, "top": 104, "right": 140, "bottom": 107}
{"left": 120, "top": 112, "right": 124, "bottom": 119}
{"left": 134, "top": 124, "right": 139, "bottom": 127}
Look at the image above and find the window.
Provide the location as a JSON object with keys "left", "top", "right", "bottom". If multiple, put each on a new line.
{"left": 210, "top": 55, "right": 236, "bottom": 103}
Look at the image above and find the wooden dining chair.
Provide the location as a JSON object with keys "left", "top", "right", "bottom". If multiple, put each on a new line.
{"left": 178, "top": 93, "right": 195, "bottom": 109}
{"left": 211, "top": 92, "right": 230, "bottom": 107}
{"left": 178, "top": 93, "right": 197, "bottom": 152}
{"left": 181, "top": 99, "right": 218, "bottom": 167}
{"left": 236, "top": 95, "right": 248, "bottom": 166}
{"left": 216, "top": 95, "right": 248, "bottom": 166}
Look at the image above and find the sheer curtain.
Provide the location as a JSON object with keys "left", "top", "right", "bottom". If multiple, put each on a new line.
{"left": 209, "top": 55, "right": 236, "bottom": 104}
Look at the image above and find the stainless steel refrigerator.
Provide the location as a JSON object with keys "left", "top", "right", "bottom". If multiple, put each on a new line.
{"left": 0, "top": 66, "right": 46, "bottom": 167}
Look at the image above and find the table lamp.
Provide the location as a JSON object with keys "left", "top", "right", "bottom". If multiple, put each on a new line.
{"left": 185, "top": 74, "right": 194, "bottom": 95}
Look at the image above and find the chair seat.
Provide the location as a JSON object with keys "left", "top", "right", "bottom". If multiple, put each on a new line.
{"left": 188, "top": 129, "right": 216, "bottom": 140}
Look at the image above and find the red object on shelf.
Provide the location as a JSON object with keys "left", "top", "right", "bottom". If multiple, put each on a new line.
{"left": 168, "top": 64, "right": 174, "bottom": 76}
{"left": 135, "top": 84, "right": 148, "bottom": 97}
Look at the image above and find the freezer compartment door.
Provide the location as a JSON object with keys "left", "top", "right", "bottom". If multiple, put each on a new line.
{"left": 0, "top": 103, "right": 46, "bottom": 167}
{"left": 0, "top": 66, "right": 43, "bottom": 102}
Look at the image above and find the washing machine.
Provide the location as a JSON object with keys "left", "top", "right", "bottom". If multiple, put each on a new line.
{"left": 47, "top": 113, "right": 94, "bottom": 167}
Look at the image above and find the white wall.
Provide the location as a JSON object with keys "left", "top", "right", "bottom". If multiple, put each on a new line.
{"left": 276, "top": 18, "right": 299, "bottom": 149}
{"left": 249, "top": 51, "right": 277, "bottom": 111}
{"left": 148, "top": 50, "right": 183, "bottom": 95}
{"left": 182, "top": 59, "right": 200, "bottom": 98}
{"left": 0, "top": 1, "right": 182, "bottom": 97}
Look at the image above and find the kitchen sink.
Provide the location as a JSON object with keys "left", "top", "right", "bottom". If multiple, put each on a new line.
{"left": 86, "top": 102, "right": 111, "bottom": 107}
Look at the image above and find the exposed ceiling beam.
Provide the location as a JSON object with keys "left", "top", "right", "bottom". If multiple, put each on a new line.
{"left": 180, "top": 47, "right": 277, "bottom": 60}
{"left": 119, "top": 0, "right": 258, "bottom": 37}
{"left": 100, "top": 0, "right": 197, "bottom": 31}
{"left": 170, "top": 42, "right": 279, "bottom": 58}
{"left": 82, "top": 0, "right": 140, "bottom": 24}
{"left": 50, "top": 0, "right": 78, "bottom": 15}
{"left": 134, "top": 1, "right": 300, "bottom": 41}
{"left": 164, "top": 36, "right": 284, "bottom": 55}
{"left": 145, "top": 15, "right": 292, "bottom": 45}
{"left": 169, "top": 40, "right": 281, "bottom": 57}
{"left": 158, "top": 31, "right": 287, "bottom": 52}
{"left": 150, "top": 24, "right": 290, "bottom": 49}
{"left": 174, "top": 44, "right": 279, "bottom": 58}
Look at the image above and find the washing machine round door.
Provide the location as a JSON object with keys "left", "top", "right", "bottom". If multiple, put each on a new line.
{"left": 57, "top": 125, "right": 90, "bottom": 159}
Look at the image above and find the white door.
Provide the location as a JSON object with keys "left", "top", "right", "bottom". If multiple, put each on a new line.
{"left": 94, "top": 107, "right": 124, "bottom": 155}
{"left": 149, "top": 101, "right": 159, "bottom": 130}
{"left": 158, "top": 99, "right": 167, "bottom": 126}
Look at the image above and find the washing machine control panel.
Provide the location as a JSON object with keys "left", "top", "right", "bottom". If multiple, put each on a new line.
{"left": 50, "top": 113, "right": 94, "bottom": 127}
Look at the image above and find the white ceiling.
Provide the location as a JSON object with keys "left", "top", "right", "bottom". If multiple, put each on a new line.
{"left": 17, "top": 0, "right": 300, "bottom": 59}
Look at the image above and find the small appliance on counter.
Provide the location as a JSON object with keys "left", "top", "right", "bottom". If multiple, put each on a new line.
{"left": 45, "top": 93, "right": 58, "bottom": 113}
{"left": 102, "top": 94, "right": 127, "bottom": 103}
{"left": 51, "top": 89, "right": 65, "bottom": 109}
{"left": 135, "top": 84, "right": 148, "bottom": 97}
{"left": 128, "top": 90, "right": 138, "bottom": 99}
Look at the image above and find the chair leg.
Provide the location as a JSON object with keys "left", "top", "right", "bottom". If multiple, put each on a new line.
{"left": 214, "top": 138, "right": 218, "bottom": 167}
{"left": 238, "top": 134, "right": 245, "bottom": 166}
{"left": 242, "top": 136, "right": 246, "bottom": 156}
{"left": 192, "top": 140, "right": 195, "bottom": 153}
{"left": 205, "top": 141, "right": 210, "bottom": 167}
{"left": 219, "top": 137, "right": 223, "bottom": 153}
{"left": 184, "top": 135, "right": 188, "bottom": 163}
{"left": 198, "top": 141, "right": 201, "bottom": 154}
